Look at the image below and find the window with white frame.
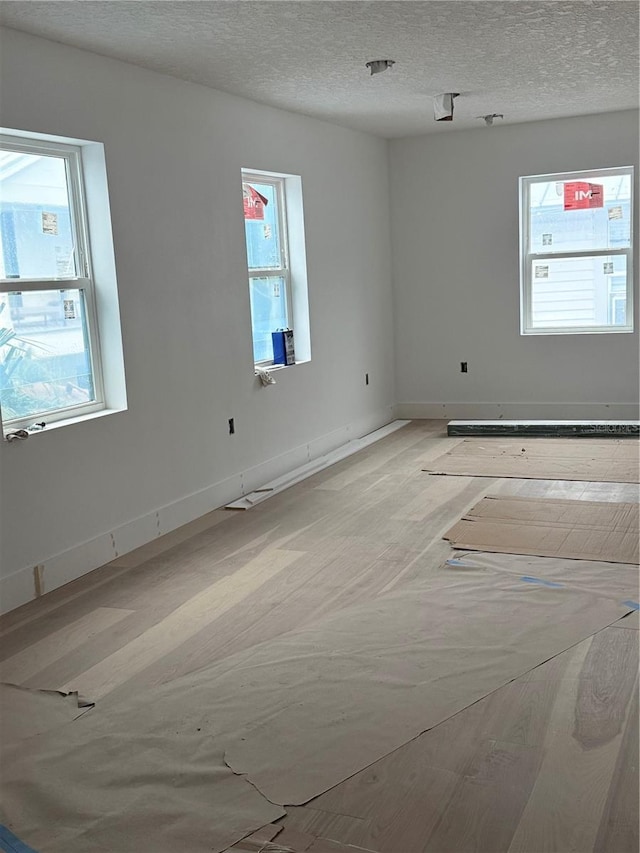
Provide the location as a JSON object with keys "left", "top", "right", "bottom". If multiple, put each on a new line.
{"left": 0, "top": 134, "right": 106, "bottom": 429}
{"left": 520, "top": 166, "right": 633, "bottom": 335}
{"left": 242, "top": 169, "right": 310, "bottom": 366}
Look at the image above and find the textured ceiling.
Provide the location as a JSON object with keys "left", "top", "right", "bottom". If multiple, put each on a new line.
{"left": 1, "top": 1, "right": 638, "bottom": 138}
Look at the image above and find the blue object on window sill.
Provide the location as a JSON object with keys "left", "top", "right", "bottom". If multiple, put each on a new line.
{"left": 272, "top": 329, "right": 295, "bottom": 365}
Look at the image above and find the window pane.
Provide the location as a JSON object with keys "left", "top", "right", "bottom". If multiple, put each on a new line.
{"left": 244, "top": 182, "right": 282, "bottom": 270}
{"left": 0, "top": 150, "right": 77, "bottom": 280}
{"left": 0, "top": 288, "right": 95, "bottom": 421}
{"left": 531, "top": 255, "right": 627, "bottom": 329}
{"left": 248, "top": 276, "right": 288, "bottom": 362}
{"left": 529, "top": 174, "right": 631, "bottom": 254}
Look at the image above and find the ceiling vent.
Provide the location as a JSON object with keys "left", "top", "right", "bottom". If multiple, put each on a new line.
{"left": 365, "top": 59, "right": 395, "bottom": 75}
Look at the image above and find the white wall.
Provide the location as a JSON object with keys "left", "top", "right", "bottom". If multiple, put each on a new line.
{"left": 390, "top": 111, "right": 640, "bottom": 420}
{"left": 0, "top": 29, "right": 396, "bottom": 610}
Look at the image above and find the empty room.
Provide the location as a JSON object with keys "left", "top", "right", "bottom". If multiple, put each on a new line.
{"left": 0, "top": 2, "right": 638, "bottom": 852}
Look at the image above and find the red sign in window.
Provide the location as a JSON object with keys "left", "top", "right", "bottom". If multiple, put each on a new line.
{"left": 563, "top": 181, "right": 604, "bottom": 210}
{"left": 243, "top": 184, "right": 268, "bottom": 220}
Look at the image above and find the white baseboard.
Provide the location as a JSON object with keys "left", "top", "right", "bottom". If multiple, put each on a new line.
{"left": 226, "top": 418, "right": 409, "bottom": 510}
{"left": 0, "top": 406, "right": 397, "bottom": 614}
{"left": 396, "top": 402, "right": 640, "bottom": 420}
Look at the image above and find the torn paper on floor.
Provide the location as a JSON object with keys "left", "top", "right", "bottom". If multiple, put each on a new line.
{"left": 0, "top": 682, "right": 94, "bottom": 743}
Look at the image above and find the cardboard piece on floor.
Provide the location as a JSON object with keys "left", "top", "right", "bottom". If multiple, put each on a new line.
{"left": 461, "top": 495, "right": 639, "bottom": 531}
{"left": 424, "top": 438, "right": 640, "bottom": 483}
{"left": 0, "top": 682, "right": 93, "bottom": 744}
{"left": 444, "top": 496, "right": 639, "bottom": 564}
{"left": 3, "top": 561, "right": 636, "bottom": 849}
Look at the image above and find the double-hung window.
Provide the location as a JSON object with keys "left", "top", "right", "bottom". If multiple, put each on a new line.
{"left": 520, "top": 166, "right": 633, "bottom": 334}
{"left": 0, "top": 134, "right": 105, "bottom": 429}
{"left": 242, "top": 171, "right": 293, "bottom": 365}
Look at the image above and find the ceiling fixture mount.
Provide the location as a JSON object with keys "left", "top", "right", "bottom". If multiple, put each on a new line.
{"left": 434, "top": 93, "right": 459, "bottom": 122}
{"left": 478, "top": 113, "right": 504, "bottom": 126}
{"left": 365, "top": 59, "right": 395, "bottom": 75}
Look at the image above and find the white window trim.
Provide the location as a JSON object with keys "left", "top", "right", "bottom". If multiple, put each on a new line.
{"left": 519, "top": 165, "right": 634, "bottom": 336}
{"left": 1, "top": 129, "right": 126, "bottom": 437}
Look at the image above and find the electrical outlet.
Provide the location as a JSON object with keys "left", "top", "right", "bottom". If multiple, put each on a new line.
{"left": 228, "top": 418, "right": 235, "bottom": 435}
{"left": 460, "top": 362, "right": 468, "bottom": 373}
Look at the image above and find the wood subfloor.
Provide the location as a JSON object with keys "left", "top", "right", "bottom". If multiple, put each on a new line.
{"left": 1, "top": 420, "right": 638, "bottom": 853}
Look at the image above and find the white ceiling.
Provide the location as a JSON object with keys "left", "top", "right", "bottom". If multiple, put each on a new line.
{"left": 1, "top": 1, "right": 638, "bottom": 138}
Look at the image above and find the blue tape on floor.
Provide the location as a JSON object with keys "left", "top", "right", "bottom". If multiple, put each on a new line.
{"left": 520, "top": 576, "right": 564, "bottom": 589}
{"left": 0, "top": 826, "right": 39, "bottom": 853}
{"left": 621, "top": 600, "right": 640, "bottom": 611}
{"left": 446, "top": 558, "right": 470, "bottom": 567}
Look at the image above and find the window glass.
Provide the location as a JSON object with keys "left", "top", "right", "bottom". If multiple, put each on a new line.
{"left": 243, "top": 181, "right": 282, "bottom": 270}
{"left": 0, "top": 151, "right": 77, "bottom": 280}
{"left": 248, "top": 276, "right": 288, "bottom": 363}
{"left": 0, "top": 288, "right": 95, "bottom": 421}
{"left": 530, "top": 255, "right": 627, "bottom": 329}
{"left": 528, "top": 174, "right": 631, "bottom": 255}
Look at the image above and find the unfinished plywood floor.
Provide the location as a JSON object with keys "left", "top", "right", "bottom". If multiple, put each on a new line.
{"left": 1, "top": 420, "right": 638, "bottom": 853}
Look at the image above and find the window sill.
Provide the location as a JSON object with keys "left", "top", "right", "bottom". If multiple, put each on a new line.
{"left": 521, "top": 327, "right": 634, "bottom": 336}
{"left": 254, "top": 359, "right": 310, "bottom": 373}
{"left": 3, "top": 406, "right": 126, "bottom": 442}
{"left": 255, "top": 363, "right": 288, "bottom": 373}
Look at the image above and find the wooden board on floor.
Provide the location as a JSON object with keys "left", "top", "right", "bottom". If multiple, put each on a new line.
{"left": 0, "top": 607, "right": 134, "bottom": 684}
{"left": 424, "top": 438, "right": 640, "bottom": 483}
{"left": 444, "top": 496, "right": 640, "bottom": 564}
